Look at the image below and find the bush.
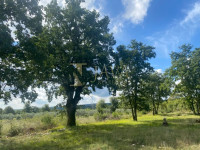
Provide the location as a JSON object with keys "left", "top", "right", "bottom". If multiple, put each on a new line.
{"left": 76, "top": 109, "right": 96, "bottom": 117}
{"left": 111, "top": 112, "right": 120, "bottom": 119}
{"left": 4, "top": 106, "right": 15, "bottom": 114}
{"left": 110, "top": 97, "right": 119, "bottom": 113}
{"left": 32, "top": 106, "right": 40, "bottom": 113}
{"left": 0, "top": 108, "right": 3, "bottom": 114}
{"left": 141, "top": 110, "right": 148, "bottom": 115}
{"left": 23, "top": 102, "right": 32, "bottom": 113}
{"left": 94, "top": 112, "right": 108, "bottom": 121}
{"left": 0, "top": 122, "right": 2, "bottom": 135}
{"left": 41, "top": 115, "right": 55, "bottom": 128}
{"left": 8, "top": 123, "right": 22, "bottom": 137}
{"left": 42, "top": 104, "right": 50, "bottom": 112}
{"left": 96, "top": 99, "right": 106, "bottom": 114}
{"left": 21, "top": 113, "right": 35, "bottom": 120}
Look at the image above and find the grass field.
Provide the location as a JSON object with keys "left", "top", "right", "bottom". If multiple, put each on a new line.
{"left": 1, "top": 113, "right": 200, "bottom": 150}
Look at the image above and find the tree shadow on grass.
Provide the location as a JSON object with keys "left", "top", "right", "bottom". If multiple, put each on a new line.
{"left": 1, "top": 117, "right": 200, "bottom": 150}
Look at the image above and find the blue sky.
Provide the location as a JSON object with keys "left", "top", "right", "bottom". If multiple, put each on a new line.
{"left": 2, "top": 0, "right": 200, "bottom": 109}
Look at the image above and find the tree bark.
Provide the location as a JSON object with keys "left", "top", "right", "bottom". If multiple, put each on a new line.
{"left": 129, "top": 100, "right": 135, "bottom": 121}
{"left": 152, "top": 99, "right": 156, "bottom": 115}
{"left": 191, "top": 100, "right": 196, "bottom": 115}
{"left": 133, "top": 102, "right": 137, "bottom": 121}
{"left": 133, "top": 81, "right": 138, "bottom": 121}
{"left": 131, "top": 106, "right": 135, "bottom": 121}
{"left": 64, "top": 84, "right": 82, "bottom": 126}
{"left": 66, "top": 102, "right": 76, "bottom": 126}
{"left": 196, "top": 101, "right": 200, "bottom": 115}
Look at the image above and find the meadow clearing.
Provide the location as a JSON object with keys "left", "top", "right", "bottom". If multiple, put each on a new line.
{"left": 1, "top": 110, "right": 200, "bottom": 150}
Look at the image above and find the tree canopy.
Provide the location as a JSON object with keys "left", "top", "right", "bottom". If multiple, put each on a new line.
{"left": 0, "top": 0, "right": 42, "bottom": 103}
{"left": 23, "top": 0, "right": 116, "bottom": 126}
{"left": 169, "top": 45, "right": 200, "bottom": 114}
{"left": 116, "top": 40, "right": 156, "bottom": 121}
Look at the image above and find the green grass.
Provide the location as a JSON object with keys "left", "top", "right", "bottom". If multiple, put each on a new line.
{"left": 1, "top": 114, "right": 200, "bottom": 150}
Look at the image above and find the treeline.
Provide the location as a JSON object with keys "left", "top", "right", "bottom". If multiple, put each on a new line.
{"left": 0, "top": 104, "right": 51, "bottom": 115}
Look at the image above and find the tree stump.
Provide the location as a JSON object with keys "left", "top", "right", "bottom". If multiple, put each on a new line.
{"left": 162, "top": 118, "right": 168, "bottom": 126}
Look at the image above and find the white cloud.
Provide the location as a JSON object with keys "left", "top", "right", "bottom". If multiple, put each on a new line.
{"left": 81, "top": 93, "right": 111, "bottom": 105}
{"left": 111, "top": 21, "right": 124, "bottom": 35}
{"left": 181, "top": 2, "right": 200, "bottom": 25}
{"left": 175, "top": 80, "right": 181, "bottom": 85}
{"left": 122, "top": 0, "right": 151, "bottom": 24}
{"left": 0, "top": 98, "right": 24, "bottom": 109}
{"left": 39, "top": 0, "right": 103, "bottom": 11}
{"left": 110, "top": 0, "right": 152, "bottom": 37}
{"left": 81, "top": 0, "right": 97, "bottom": 11}
{"left": 146, "top": 2, "right": 200, "bottom": 58}
{"left": 39, "top": 0, "right": 66, "bottom": 7}
{"left": 0, "top": 87, "right": 113, "bottom": 109}
{"left": 155, "top": 69, "right": 163, "bottom": 74}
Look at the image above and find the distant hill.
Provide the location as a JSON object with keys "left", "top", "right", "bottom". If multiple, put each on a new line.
{"left": 77, "top": 103, "right": 111, "bottom": 109}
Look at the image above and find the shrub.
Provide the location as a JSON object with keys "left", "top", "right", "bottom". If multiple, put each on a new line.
{"left": 41, "top": 115, "right": 55, "bottom": 128}
{"left": 8, "top": 123, "right": 22, "bottom": 137}
{"left": 23, "top": 102, "right": 32, "bottom": 113}
{"left": 76, "top": 109, "right": 96, "bottom": 117}
{"left": 111, "top": 112, "right": 120, "bottom": 119}
{"left": 110, "top": 97, "right": 119, "bottom": 113}
{"left": 0, "top": 122, "right": 2, "bottom": 135}
{"left": 3, "top": 106, "right": 15, "bottom": 114}
{"left": 42, "top": 104, "right": 50, "bottom": 112}
{"left": 141, "top": 110, "right": 148, "bottom": 115}
{"left": 32, "top": 106, "right": 40, "bottom": 113}
{"left": 96, "top": 99, "right": 106, "bottom": 114}
{"left": 94, "top": 112, "right": 108, "bottom": 121}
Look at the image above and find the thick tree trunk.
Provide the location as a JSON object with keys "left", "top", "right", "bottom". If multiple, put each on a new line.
{"left": 133, "top": 103, "right": 137, "bottom": 121}
{"left": 64, "top": 85, "right": 83, "bottom": 127}
{"left": 153, "top": 104, "right": 159, "bottom": 115}
{"left": 196, "top": 101, "right": 200, "bottom": 115}
{"left": 129, "top": 99, "right": 135, "bottom": 121}
{"left": 154, "top": 108, "right": 158, "bottom": 115}
{"left": 152, "top": 99, "right": 155, "bottom": 115}
{"left": 133, "top": 94, "right": 137, "bottom": 121}
{"left": 152, "top": 98, "right": 159, "bottom": 115}
{"left": 191, "top": 100, "right": 196, "bottom": 115}
{"left": 153, "top": 108, "right": 155, "bottom": 115}
{"left": 131, "top": 106, "right": 135, "bottom": 121}
{"left": 133, "top": 81, "right": 138, "bottom": 121}
{"left": 155, "top": 102, "right": 159, "bottom": 115}
{"left": 129, "top": 98, "right": 137, "bottom": 121}
{"left": 66, "top": 103, "right": 76, "bottom": 126}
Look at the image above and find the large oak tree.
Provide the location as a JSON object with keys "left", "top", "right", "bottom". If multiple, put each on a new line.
{"left": 26, "top": 0, "right": 116, "bottom": 126}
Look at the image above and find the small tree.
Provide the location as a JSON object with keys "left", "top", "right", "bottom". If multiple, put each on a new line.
{"left": 4, "top": 106, "right": 15, "bottom": 114}
{"left": 110, "top": 97, "right": 118, "bottom": 113}
{"left": 96, "top": 99, "right": 106, "bottom": 114}
{"left": 116, "top": 40, "right": 155, "bottom": 121}
{"left": 143, "top": 72, "right": 170, "bottom": 115}
{"left": 23, "top": 102, "right": 32, "bottom": 113}
{"left": 32, "top": 106, "right": 40, "bottom": 113}
{"left": 42, "top": 104, "right": 50, "bottom": 112}
{"left": 0, "top": 108, "right": 3, "bottom": 114}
